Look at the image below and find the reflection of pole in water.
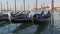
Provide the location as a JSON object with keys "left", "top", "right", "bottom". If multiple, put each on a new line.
{"left": 50, "top": 0, "right": 54, "bottom": 34}
{"left": 12, "top": 23, "right": 32, "bottom": 33}
{"left": 34, "top": 23, "right": 48, "bottom": 34}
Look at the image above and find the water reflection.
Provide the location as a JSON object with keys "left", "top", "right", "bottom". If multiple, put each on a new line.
{"left": 12, "top": 21, "right": 49, "bottom": 34}
{"left": 34, "top": 22, "right": 49, "bottom": 34}
{"left": 0, "top": 21, "right": 10, "bottom": 27}
{"left": 12, "top": 22, "right": 33, "bottom": 33}
{"left": 0, "top": 20, "right": 59, "bottom": 34}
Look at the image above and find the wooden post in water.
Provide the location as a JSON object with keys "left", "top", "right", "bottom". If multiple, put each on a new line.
{"left": 23, "top": 0, "right": 25, "bottom": 14}
{"left": 15, "top": 0, "right": 16, "bottom": 13}
{"left": 41, "top": 4, "right": 42, "bottom": 10}
{"left": 1, "top": 1, "right": 2, "bottom": 14}
{"left": 28, "top": 2, "right": 30, "bottom": 15}
{"left": 23, "top": 0, "right": 26, "bottom": 19}
{"left": 28, "top": 3, "right": 29, "bottom": 11}
{"left": 32, "top": 0, "right": 38, "bottom": 23}
{"left": 4, "top": 3, "right": 5, "bottom": 13}
{"left": 6, "top": 1, "right": 11, "bottom": 34}
{"left": 36, "top": 0, "right": 38, "bottom": 12}
{"left": 7, "top": 1, "right": 11, "bottom": 23}
{"left": 21, "top": 4, "right": 22, "bottom": 11}
{"left": 43, "top": 3, "right": 45, "bottom": 11}
{"left": 7, "top": 1, "right": 8, "bottom": 12}
{"left": 50, "top": 0, "right": 54, "bottom": 34}
{"left": 15, "top": 0, "right": 17, "bottom": 26}
{"left": 14, "top": 0, "right": 16, "bottom": 18}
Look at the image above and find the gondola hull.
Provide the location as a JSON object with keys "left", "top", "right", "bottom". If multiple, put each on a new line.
{"left": 0, "top": 14, "right": 9, "bottom": 21}
{"left": 11, "top": 19, "right": 32, "bottom": 23}
{"left": 33, "top": 18, "right": 51, "bottom": 25}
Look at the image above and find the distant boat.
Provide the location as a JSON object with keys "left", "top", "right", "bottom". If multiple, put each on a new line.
{"left": 33, "top": 11, "right": 51, "bottom": 25}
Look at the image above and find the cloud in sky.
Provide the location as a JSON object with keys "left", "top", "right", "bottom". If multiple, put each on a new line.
{"left": 0, "top": 0, "right": 60, "bottom": 10}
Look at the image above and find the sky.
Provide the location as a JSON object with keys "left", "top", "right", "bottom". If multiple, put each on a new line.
{"left": 0, "top": 0, "right": 60, "bottom": 10}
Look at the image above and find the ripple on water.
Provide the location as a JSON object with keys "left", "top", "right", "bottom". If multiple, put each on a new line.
{"left": 0, "top": 23, "right": 21, "bottom": 34}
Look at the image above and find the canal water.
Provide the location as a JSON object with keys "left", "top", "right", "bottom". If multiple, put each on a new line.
{"left": 0, "top": 11, "right": 60, "bottom": 34}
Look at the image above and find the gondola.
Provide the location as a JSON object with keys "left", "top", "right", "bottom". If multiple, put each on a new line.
{"left": 0, "top": 11, "right": 20, "bottom": 21}
{"left": 11, "top": 11, "right": 20, "bottom": 17}
{"left": 10, "top": 11, "right": 32, "bottom": 23}
{"left": 11, "top": 13, "right": 32, "bottom": 23}
{"left": 0, "top": 11, "right": 31, "bottom": 23}
{"left": 0, "top": 14, "right": 8, "bottom": 21}
{"left": 33, "top": 11, "right": 51, "bottom": 24}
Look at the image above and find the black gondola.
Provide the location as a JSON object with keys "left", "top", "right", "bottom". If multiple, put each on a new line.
{"left": 0, "top": 11, "right": 20, "bottom": 21}
{"left": 9, "top": 11, "right": 31, "bottom": 23}
{"left": 0, "top": 11, "right": 31, "bottom": 23}
{"left": 0, "top": 14, "right": 9, "bottom": 21}
{"left": 33, "top": 11, "right": 51, "bottom": 24}
{"left": 11, "top": 13, "right": 32, "bottom": 23}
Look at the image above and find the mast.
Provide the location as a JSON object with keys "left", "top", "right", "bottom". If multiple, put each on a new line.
{"left": 1, "top": 1, "right": 2, "bottom": 13}
{"left": 23, "top": 0, "right": 25, "bottom": 14}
